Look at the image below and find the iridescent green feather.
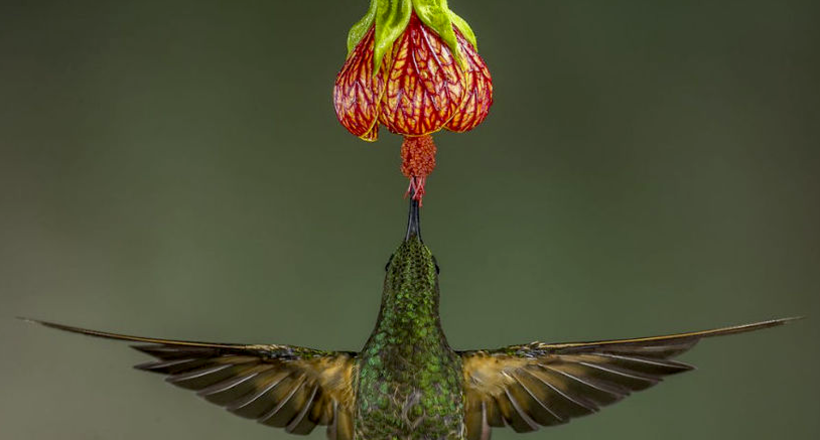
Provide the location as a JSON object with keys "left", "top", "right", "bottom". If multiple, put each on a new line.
{"left": 355, "top": 237, "right": 465, "bottom": 440}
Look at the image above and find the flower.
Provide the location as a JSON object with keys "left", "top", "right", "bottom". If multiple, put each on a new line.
{"left": 333, "top": 0, "right": 493, "bottom": 204}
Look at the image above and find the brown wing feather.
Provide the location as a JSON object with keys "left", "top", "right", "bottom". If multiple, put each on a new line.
{"left": 461, "top": 318, "right": 799, "bottom": 440}
{"left": 22, "top": 319, "right": 356, "bottom": 440}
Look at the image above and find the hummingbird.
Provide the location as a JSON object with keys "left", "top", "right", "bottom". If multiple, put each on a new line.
{"left": 24, "top": 198, "right": 797, "bottom": 440}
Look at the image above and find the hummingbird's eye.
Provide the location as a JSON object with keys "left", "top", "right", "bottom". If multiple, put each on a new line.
{"left": 385, "top": 254, "right": 394, "bottom": 272}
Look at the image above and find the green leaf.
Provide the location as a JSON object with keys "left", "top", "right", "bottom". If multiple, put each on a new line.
{"left": 346, "top": 0, "right": 378, "bottom": 55}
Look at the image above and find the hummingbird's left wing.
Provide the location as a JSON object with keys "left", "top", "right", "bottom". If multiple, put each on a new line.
{"left": 23, "top": 319, "right": 357, "bottom": 440}
{"left": 458, "top": 318, "right": 797, "bottom": 440}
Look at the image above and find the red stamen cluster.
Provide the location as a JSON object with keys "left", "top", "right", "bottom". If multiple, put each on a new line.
{"left": 401, "top": 135, "right": 437, "bottom": 205}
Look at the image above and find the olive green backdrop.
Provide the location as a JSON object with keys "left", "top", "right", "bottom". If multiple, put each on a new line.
{"left": 1, "top": 1, "right": 818, "bottom": 439}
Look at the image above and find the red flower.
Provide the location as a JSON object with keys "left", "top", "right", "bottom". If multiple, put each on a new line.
{"left": 334, "top": 12, "right": 492, "bottom": 142}
{"left": 333, "top": 4, "right": 493, "bottom": 204}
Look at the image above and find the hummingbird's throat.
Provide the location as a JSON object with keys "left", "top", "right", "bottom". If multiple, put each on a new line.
{"left": 401, "top": 135, "right": 437, "bottom": 206}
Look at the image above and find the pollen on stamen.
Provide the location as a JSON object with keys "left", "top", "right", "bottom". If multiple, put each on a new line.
{"left": 400, "top": 135, "right": 437, "bottom": 206}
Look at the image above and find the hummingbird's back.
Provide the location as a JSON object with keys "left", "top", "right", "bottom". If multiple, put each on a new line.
{"left": 354, "top": 237, "right": 465, "bottom": 440}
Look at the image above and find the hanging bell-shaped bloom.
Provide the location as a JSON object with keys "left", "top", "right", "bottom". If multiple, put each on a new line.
{"left": 333, "top": 0, "right": 493, "bottom": 204}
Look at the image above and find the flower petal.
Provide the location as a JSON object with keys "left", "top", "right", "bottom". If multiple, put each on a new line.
{"left": 333, "top": 27, "right": 386, "bottom": 141}
{"left": 446, "top": 28, "right": 493, "bottom": 133}
{"left": 380, "top": 14, "right": 465, "bottom": 136}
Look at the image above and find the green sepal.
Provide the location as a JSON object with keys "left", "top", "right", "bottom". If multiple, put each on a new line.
{"left": 373, "top": 0, "right": 413, "bottom": 74}
{"left": 412, "top": 0, "right": 464, "bottom": 68}
{"left": 447, "top": 10, "right": 477, "bottom": 50}
{"left": 344, "top": 0, "right": 480, "bottom": 72}
{"left": 346, "top": 0, "right": 378, "bottom": 55}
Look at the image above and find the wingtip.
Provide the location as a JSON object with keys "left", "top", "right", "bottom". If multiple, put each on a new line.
{"left": 700, "top": 316, "right": 804, "bottom": 339}
{"left": 17, "top": 317, "right": 51, "bottom": 327}
{"left": 18, "top": 317, "right": 80, "bottom": 333}
{"left": 18, "top": 317, "right": 147, "bottom": 341}
{"left": 756, "top": 316, "right": 804, "bottom": 327}
{"left": 782, "top": 316, "right": 805, "bottom": 323}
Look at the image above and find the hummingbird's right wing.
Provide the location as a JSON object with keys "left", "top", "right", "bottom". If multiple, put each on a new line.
{"left": 459, "top": 318, "right": 797, "bottom": 440}
{"left": 23, "top": 319, "right": 357, "bottom": 440}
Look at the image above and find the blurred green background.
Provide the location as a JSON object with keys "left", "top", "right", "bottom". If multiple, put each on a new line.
{"left": 2, "top": 1, "right": 818, "bottom": 439}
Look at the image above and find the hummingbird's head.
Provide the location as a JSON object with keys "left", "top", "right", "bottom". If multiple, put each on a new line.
{"left": 383, "top": 198, "right": 440, "bottom": 291}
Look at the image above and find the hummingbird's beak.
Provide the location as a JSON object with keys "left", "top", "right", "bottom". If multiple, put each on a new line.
{"left": 405, "top": 194, "right": 422, "bottom": 242}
